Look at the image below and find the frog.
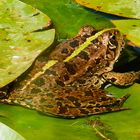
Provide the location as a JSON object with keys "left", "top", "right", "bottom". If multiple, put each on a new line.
{"left": 1, "top": 25, "right": 140, "bottom": 118}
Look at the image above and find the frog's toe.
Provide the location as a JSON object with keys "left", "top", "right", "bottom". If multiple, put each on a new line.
{"left": 116, "top": 93, "right": 131, "bottom": 107}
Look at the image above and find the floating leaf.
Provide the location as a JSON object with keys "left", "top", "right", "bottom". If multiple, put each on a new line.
{"left": 112, "top": 20, "right": 140, "bottom": 47}
{"left": 0, "top": 0, "right": 55, "bottom": 88}
{"left": 75, "top": 0, "right": 140, "bottom": 19}
{"left": 21, "top": 0, "right": 113, "bottom": 39}
{"left": 0, "top": 122, "right": 25, "bottom": 140}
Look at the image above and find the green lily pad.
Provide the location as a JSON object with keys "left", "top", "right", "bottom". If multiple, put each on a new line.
{"left": 112, "top": 20, "right": 140, "bottom": 47}
{"left": 0, "top": 0, "right": 55, "bottom": 88}
{"left": 0, "top": 122, "right": 25, "bottom": 140}
{"left": 21, "top": 0, "right": 113, "bottom": 39}
{"left": 75, "top": 0, "right": 140, "bottom": 19}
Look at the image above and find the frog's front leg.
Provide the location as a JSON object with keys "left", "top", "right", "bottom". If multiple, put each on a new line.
{"left": 102, "top": 71, "right": 140, "bottom": 86}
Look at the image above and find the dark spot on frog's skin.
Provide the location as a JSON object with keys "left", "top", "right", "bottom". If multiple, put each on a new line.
{"left": 57, "top": 102, "right": 62, "bottom": 106}
{"left": 77, "top": 79, "right": 86, "bottom": 84}
{"left": 110, "top": 78, "right": 117, "bottom": 82}
{"left": 55, "top": 97, "right": 64, "bottom": 101}
{"left": 95, "top": 58, "right": 101, "bottom": 64}
{"left": 69, "top": 40, "right": 79, "bottom": 48}
{"left": 61, "top": 48, "right": 69, "bottom": 54}
{"left": 100, "top": 96, "right": 107, "bottom": 101}
{"left": 59, "top": 106, "right": 68, "bottom": 114}
{"left": 85, "top": 90, "right": 92, "bottom": 96}
{"left": 94, "top": 108, "right": 100, "bottom": 112}
{"left": 31, "top": 88, "right": 41, "bottom": 93}
{"left": 81, "top": 36, "right": 87, "bottom": 42}
{"left": 87, "top": 105, "right": 94, "bottom": 108}
{"left": 89, "top": 101, "right": 95, "bottom": 105}
{"left": 78, "top": 51, "right": 89, "bottom": 60}
{"left": 73, "top": 101, "right": 81, "bottom": 107}
{"left": 56, "top": 80, "right": 65, "bottom": 86}
{"left": 63, "top": 74, "right": 69, "bottom": 81}
{"left": 96, "top": 103, "right": 101, "bottom": 106}
{"left": 33, "top": 78, "right": 45, "bottom": 86}
{"left": 94, "top": 80, "right": 99, "bottom": 85}
{"left": 86, "top": 67, "right": 94, "bottom": 77}
{"left": 106, "top": 61, "right": 110, "bottom": 67}
{"left": 64, "top": 62, "right": 76, "bottom": 75}
{"left": 67, "top": 96, "right": 81, "bottom": 107}
{"left": 80, "top": 109, "right": 89, "bottom": 114}
{"left": 67, "top": 96, "right": 78, "bottom": 102}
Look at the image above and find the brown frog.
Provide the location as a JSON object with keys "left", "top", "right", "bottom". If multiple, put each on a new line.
{"left": 1, "top": 26, "right": 140, "bottom": 118}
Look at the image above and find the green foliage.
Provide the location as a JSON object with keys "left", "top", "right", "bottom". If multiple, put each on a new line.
{"left": 0, "top": 0, "right": 55, "bottom": 88}
{"left": 75, "top": 0, "right": 140, "bottom": 19}
{"left": 20, "top": 0, "right": 113, "bottom": 39}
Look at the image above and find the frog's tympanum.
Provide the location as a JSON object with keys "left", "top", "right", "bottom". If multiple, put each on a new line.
{"left": 1, "top": 26, "right": 140, "bottom": 118}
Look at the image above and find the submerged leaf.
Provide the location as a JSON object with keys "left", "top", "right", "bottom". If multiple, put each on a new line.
{"left": 75, "top": 0, "right": 140, "bottom": 19}
{"left": 112, "top": 20, "right": 140, "bottom": 47}
{"left": 0, "top": 0, "right": 55, "bottom": 88}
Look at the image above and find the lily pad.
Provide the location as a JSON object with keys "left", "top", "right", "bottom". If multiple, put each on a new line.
{"left": 75, "top": 0, "right": 140, "bottom": 19}
{"left": 0, "top": 0, "right": 55, "bottom": 88}
{"left": 21, "top": 0, "right": 113, "bottom": 39}
{"left": 0, "top": 122, "right": 25, "bottom": 140}
{"left": 112, "top": 20, "right": 140, "bottom": 47}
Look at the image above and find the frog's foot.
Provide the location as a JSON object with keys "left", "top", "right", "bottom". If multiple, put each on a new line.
{"left": 115, "top": 93, "right": 130, "bottom": 107}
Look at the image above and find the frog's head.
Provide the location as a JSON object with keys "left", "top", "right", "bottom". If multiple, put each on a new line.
{"left": 78, "top": 25, "right": 97, "bottom": 38}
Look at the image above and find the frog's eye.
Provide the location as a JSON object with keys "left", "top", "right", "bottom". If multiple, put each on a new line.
{"left": 108, "top": 35, "right": 118, "bottom": 49}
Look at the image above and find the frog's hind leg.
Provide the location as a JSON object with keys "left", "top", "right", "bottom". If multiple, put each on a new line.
{"left": 38, "top": 88, "right": 130, "bottom": 118}
{"left": 102, "top": 71, "right": 140, "bottom": 86}
{"left": 0, "top": 87, "right": 130, "bottom": 118}
{"left": 70, "top": 93, "right": 130, "bottom": 118}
